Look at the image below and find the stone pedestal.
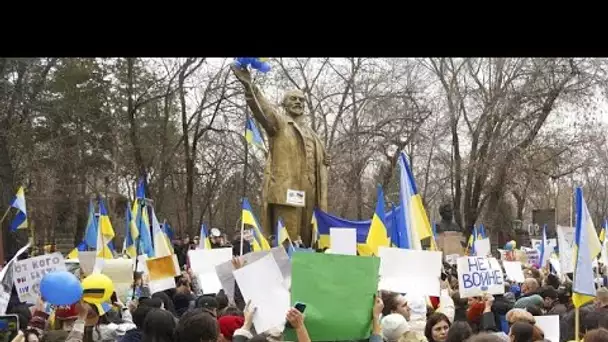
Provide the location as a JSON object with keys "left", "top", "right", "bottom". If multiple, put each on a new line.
{"left": 437, "top": 231, "right": 465, "bottom": 256}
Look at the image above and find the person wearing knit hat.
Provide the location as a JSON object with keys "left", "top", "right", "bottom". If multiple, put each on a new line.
{"left": 218, "top": 316, "right": 244, "bottom": 341}
{"left": 381, "top": 314, "right": 427, "bottom": 342}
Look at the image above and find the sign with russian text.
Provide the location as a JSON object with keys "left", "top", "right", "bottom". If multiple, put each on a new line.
{"left": 13, "top": 253, "right": 66, "bottom": 303}
{"left": 457, "top": 256, "right": 504, "bottom": 298}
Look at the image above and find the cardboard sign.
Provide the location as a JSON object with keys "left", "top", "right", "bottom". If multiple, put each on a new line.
{"left": 13, "top": 253, "right": 66, "bottom": 303}
{"left": 522, "top": 247, "right": 540, "bottom": 266}
{"left": 457, "top": 256, "right": 504, "bottom": 298}
{"left": 530, "top": 238, "right": 557, "bottom": 250}
{"left": 437, "top": 232, "right": 464, "bottom": 256}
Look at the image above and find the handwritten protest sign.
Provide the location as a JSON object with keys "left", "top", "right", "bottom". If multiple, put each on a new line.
{"left": 13, "top": 252, "right": 66, "bottom": 303}
{"left": 557, "top": 225, "right": 574, "bottom": 274}
{"left": 522, "top": 247, "right": 540, "bottom": 266}
{"left": 457, "top": 256, "right": 504, "bottom": 298}
{"left": 0, "top": 243, "right": 30, "bottom": 313}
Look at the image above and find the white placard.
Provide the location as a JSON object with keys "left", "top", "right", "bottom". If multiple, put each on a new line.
{"left": 446, "top": 254, "right": 459, "bottom": 265}
{"left": 531, "top": 238, "right": 557, "bottom": 250}
{"left": 378, "top": 247, "right": 443, "bottom": 296}
{"left": 457, "top": 256, "right": 505, "bottom": 298}
{"left": 502, "top": 261, "right": 525, "bottom": 283}
{"left": 286, "top": 189, "right": 305, "bottom": 207}
{"left": 216, "top": 247, "right": 291, "bottom": 302}
{"left": 534, "top": 315, "right": 559, "bottom": 342}
{"left": 474, "top": 238, "right": 491, "bottom": 256}
{"left": 189, "top": 248, "right": 233, "bottom": 294}
{"left": 549, "top": 257, "right": 561, "bottom": 276}
{"left": 233, "top": 254, "right": 290, "bottom": 334}
{"left": 13, "top": 252, "right": 66, "bottom": 303}
{"left": 0, "top": 243, "right": 30, "bottom": 313}
{"left": 522, "top": 247, "right": 540, "bottom": 266}
{"left": 149, "top": 277, "right": 176, "bottom": 294}
{"left": 557, "top": 225, "right": 575, "bottom": 274}
{"left": 78, "top": 251, "right": 97, "bottom": 276}
{"left": 330, "top": 228, "right": 357, "bottom": 256}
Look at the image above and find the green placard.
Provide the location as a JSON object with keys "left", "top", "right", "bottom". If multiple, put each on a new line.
{"left": 287, "top": 253, "right": 380, "bottom": 341}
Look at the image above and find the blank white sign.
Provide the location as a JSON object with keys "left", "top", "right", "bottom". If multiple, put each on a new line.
{"left": 330, "top": 228, "right": 357, "bottom": 255}
{"left": 378, "top": 247, "right": 443, "bottom": 296}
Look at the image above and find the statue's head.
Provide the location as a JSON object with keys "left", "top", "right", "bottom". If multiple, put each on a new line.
{"left": 282, "top": 89, "right": 306, "bottom": 117}
{"left": 439, "top": 204, "right": 453, "bottom": 221}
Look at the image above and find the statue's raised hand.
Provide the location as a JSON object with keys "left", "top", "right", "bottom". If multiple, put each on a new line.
{"left": 231, "top": 64, "right": 252, "bottom": 86}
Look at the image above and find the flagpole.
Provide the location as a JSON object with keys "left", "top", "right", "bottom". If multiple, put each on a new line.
{"left": 570, "top": 175, "right": 574, "bottom": 228}
{"left": 0, "top": 206, "right": 10, "bottom": 226}
{"left": 240, "top": 106, "right": 250, "bottom": 257}
{"left": 575, "top": 307, "right": 580, "bottom": 342}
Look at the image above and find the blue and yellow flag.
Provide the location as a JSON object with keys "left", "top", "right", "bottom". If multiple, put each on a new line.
{"left": 124, "top": 201, "right": 137, "bottom": 258}
{"left": 365, "top": 185, "right": 390, "bottom": 256}
{"left": 84, "top": 200, "right": 98, "bottom": 249}
{"left": 67, "top": 241, "right": 88, "bottom": 260}
{"left": 199, "top": 224, "right": 212, "bottom": 250}
{"left": 396, "top": 152, "right": 435, "bottom": 250}
{"left": 245, "top": 118, "right": 266, "bottom": 151}
{"left": 467, "top": 226, "right": 479, "bottom": 256}
{"left": 9, "top": 186, "right": 27, "bottom": 231}
{"left": 275, "top": 217, "right": 295, "bottom": 257}
{"left": 151, "top": 207, "right": 172, "bottom": 258}
{"left": 96, "top": 198, "right": 115, "bottom": 259}
{"left": 242, "top": 198, "right": 271, "bottom": 251}
{"left": 573, "top": 187, "right": 603, "bottom": 308}
{"left": 131, "top": 199, "right": 154, "bottom": 257}
{"left": 136, "top": 177, "right": 146, "bottom": 199}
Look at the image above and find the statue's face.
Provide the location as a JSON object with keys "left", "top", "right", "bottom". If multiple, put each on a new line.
{"left": 282, "top": 90, "right": 306, "bottom": 117}
{"left": 440, "top": 205, "right": 453, "bottom": 220}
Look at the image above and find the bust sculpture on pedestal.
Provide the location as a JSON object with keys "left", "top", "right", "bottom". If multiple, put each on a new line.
{"left": 232, "top": 65, "right": 329, "bottom": 247}
{"left": 437, "top": 204, "right": 462, "bottom": 233}
{"left": 436, "top": 204, "right": 464, "bottom": 255}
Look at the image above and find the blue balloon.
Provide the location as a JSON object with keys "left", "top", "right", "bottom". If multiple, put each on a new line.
{"left": 40, "top": 271, "right": 83, "bottom": 305}
{"left": 257, "top": 62, "right": 271, "bottom": 73}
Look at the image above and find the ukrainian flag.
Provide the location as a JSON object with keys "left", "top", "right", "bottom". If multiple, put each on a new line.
{"left": 199, "top": 224, "right": 211, "bottom": 250}
{"left": 9, "top": 186, "right": 27, "bottom": 231}
{"left": 151, "top": 207, "right": 172, "bottom": 257}
{"left": 241, "top": 198, "right": 270, "bottom": 251}
{"left": 600, "top": 220, "right": 608, "bottom": 265}
{"left": 245, "top": 118, "right": 266, "bottom": 151}
{"left": 124, "top": 201, "right": 137, "bottom": 258}
{"left": 84, "top": 200, "right": 98, "bottom": 249}
{"left": 96, "top": 198, "right": 115, "bottom": 259}
{"left": 396, "top": 152, "right": 435, "bottom": 250}
{"left": 67, "top": 241, "right": 88, "bottom": 260}
{"left": 467, "top": 226, "right": 479, "bottom": 256}
{"left": 572, "top": 187, "right": 602, "bottom": 308}
{"left": 275, "top": 217, "right": 295, "bottom": 257}
{"left": 131, "top": 199, "right": 154, "bottom": 257}
{"left": 365, "top": 185, "right": 390, "bottom": 256}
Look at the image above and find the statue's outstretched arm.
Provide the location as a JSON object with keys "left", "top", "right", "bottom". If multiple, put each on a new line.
{"left": 244, "top": 85, "right": 279, "bottom": 136}
{"left": 231, "top": 65, "right": 279, "bottom": 136}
